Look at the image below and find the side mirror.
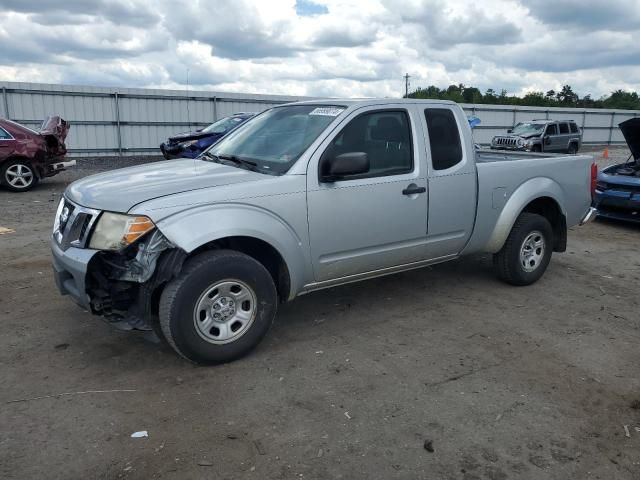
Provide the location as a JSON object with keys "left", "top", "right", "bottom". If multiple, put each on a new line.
{"left": 544, "top": 135, "right": 551, "bottom": 145}
{"left": 321, "top": 152, "right": 369, "bottom": 182}
{"left": 507, "top": 129, "right": 512, "bottom": 133}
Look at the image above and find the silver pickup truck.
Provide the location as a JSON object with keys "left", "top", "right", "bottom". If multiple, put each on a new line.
{"left": 51, "top": 99, "right": 597, "bottom": 364}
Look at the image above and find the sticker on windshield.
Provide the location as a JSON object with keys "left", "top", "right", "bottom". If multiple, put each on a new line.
{"left": 309, "top": 107, "right": 344, "bottom": 117}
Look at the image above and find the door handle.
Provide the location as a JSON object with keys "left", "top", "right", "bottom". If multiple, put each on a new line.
{"left": 402, "top": 184, "right": 426, "bottom": 195}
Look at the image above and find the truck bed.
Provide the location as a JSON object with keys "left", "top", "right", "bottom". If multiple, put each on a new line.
{"left": 462, "top": 150, "right": 594, "bottom": 254}
{"left": 476, "top": 149, "right": 563, "bottom": 163}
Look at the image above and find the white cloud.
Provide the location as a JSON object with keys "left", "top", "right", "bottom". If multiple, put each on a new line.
{"left": 0, "top": 0, "right": 637, "bottom": 99}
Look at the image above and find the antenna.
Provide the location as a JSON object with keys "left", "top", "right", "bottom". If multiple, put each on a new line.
{"left": 186, "top": 68, "right": 191, "bottom": 129}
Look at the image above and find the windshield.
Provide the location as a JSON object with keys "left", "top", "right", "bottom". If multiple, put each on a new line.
{"left": 511, "top": 123, "right": 545, "bottom": 136}
{"left": 206, "top": 105, "right": 345, "bottom": 174}
{"left": 202, "top": 115, "right": 247, "bottom": 134}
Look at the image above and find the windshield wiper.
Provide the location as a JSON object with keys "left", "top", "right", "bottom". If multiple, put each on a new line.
{"left": 217, "top": 154, "right": 257, "bottom": 168}
{"left": 200, "top": 151, "right": 261, "bottom": 172}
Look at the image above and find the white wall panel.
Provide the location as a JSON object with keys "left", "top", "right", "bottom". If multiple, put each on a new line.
{"left": 1, "top": 81, "right": 637, "bottom": 157}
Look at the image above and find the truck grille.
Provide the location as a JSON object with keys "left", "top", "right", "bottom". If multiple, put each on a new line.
{"left": 53, "top": 198, "right": 100, "bottom": 250}
{"left": 494, "top": 137, "right": 518, "bottom": 147}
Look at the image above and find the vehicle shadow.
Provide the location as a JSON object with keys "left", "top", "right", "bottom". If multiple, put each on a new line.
{"left": 595, "top": 216, "right": 640, "bottom": 231}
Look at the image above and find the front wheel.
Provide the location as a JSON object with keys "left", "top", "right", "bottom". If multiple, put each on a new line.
{"left": 493, "top": 213, "right": 553, "bottom": 286}
{"left": 1, "top": 159, "right": 38, "bottom": 192}
{"left": 159, "top": 250, "right": 277, "bottom": 364}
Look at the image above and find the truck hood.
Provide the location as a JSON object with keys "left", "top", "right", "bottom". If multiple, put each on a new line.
{"left": 168, "top": 130, "right": 220, "bottom": 143}
{"left": 619, "top": 118, "right": 640, "bottom": 162}
{"left": 66, "top": 159, "right": 267, "bottom": 212}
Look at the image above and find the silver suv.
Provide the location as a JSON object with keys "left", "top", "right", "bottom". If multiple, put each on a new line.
{"left": 491, "top": 120, "right": 582, "bottom": 154}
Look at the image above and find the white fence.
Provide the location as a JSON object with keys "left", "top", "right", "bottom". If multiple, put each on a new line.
{"left": 1, "top": 81, "right": 637, "bottom": 156}
{"left": 459, "top": 103, "right": 638, "bottom": 146}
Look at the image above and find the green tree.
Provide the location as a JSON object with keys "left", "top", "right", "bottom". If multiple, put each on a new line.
{"left": 406, "top": 82, "right": 640, "bottom": 110}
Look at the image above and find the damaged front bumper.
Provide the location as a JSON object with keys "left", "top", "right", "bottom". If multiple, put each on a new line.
{"left": 51, "top": 229, "right": 186, "bottom": 330}
{"left": 51, "top": 239, "right": 97, "bottom": 308}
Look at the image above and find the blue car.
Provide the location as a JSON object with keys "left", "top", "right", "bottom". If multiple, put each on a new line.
{"left": 160, "top": 113, "right": 254, "bottom": 159}
{"left": 594, "top": 118, "right": 640, "bottom": 223}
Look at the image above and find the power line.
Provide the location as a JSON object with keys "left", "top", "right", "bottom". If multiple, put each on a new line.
{"left": 404, "top": 73, "right": 411, "bottom": 98}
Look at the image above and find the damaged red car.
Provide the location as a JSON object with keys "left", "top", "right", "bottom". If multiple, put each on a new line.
{"left": 0, "top": 116, "right": 75, "bottom": 192}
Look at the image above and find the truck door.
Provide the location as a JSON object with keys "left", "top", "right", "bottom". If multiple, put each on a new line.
{"left": 306, "top": 106, "right": 429, "bottom": 282}
{"left": 557, "top": 122, "right": 571, "bottom": 151}
{"left": 543, "top": 123, "right": 559, "bottom": 152}
{"left": 421, "top": 107, "right": 477, "bottom": 258}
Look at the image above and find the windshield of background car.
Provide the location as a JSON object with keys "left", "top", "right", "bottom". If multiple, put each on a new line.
{"left": 511, "top": 123, "right": 545, "bottom": 136}
{"left": 202, "top": 116, "right": 247, "bottom": 134}
{"left": 208, "top": 105, "right": 345, "bottom": 174}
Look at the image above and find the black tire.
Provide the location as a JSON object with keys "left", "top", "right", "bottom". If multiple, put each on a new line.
{"left": 159, "top": 250, "right": 277, "bottom": 364}
{"left": 567, "top": 143, "right": 578, "bottom": 154}
{"left": 1, "top": 159, "right": 38, "bottom": 192}
{"left": 493, "top": 213, "right": 553, "bottom": 286}
{"left": 531, "top": 144, "right": 542, "bottom": 153}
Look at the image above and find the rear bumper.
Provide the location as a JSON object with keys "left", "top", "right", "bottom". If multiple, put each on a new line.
{"left": 43, "top": 159, "right": 76, "bottom": 178}
{"left": 51, "top": 237, "right": 97, "bottom": 308}
{"left": 51, "top": 159, "right": 76, "bottom": 171}
{"left": 579, "top": 207, "right": 598, "bottom": 225}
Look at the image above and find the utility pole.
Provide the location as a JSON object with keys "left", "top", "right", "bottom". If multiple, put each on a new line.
{"left": 404, "top": 73, "right": 410, "bottom": 98}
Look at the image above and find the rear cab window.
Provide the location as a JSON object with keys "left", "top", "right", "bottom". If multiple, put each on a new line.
{"left": 569, "top": 123, "right": 579, "bottom": 133}
{"left": 424, "top": 108, "right": 463, "bottom": 170}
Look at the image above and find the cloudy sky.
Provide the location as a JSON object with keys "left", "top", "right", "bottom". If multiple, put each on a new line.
{"left": 0, "top": 0, "right": 638, "bottom": 98}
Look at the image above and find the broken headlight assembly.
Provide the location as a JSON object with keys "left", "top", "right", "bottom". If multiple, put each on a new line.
{"left": 89, "top": 212, "right": 155, "bottom": 251}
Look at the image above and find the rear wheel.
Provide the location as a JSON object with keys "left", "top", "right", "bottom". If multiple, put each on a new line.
{"left": 159, "top": 250, "right": 277, "bottom": 364}
{"left": 567, "top": 143, "right": 578, "bottom": 154}
{"left": 1, "top": 159, "right": 38, "bottom": 192}
{"left": 493, "top": 213, "right": 553, "bottom": 286}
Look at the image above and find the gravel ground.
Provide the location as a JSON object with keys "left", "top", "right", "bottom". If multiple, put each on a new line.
{"left": 0, "top": 148, "right": 639, "bottom": 480}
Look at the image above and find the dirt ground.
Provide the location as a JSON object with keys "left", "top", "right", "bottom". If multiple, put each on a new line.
{"left": 1, "top": 148, "right": 639, "bottom": 480}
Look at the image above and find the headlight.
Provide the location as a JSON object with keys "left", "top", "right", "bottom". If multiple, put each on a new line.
{"left": 89, "top": 212, "right": 155, "bottom": 251}
{"left": 517, "top": 138, "right": 525, "bottom": 146}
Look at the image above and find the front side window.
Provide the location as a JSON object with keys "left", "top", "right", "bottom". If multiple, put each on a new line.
{"left": 559, "top": 123, "right": 569, "bottom": 134}
{"left": 545, "top": 124, "right": 558, "bottom": 135}
{"left": 424, "top": 108, "right": 463, "bottom": 170}
{"left": 322, "top": 110, "right": 413, "bottom": 179}
{"left": 207, "top": 105, "right": 345, "bottom": 175}
{"left": 0, "top": 127, "right": 11, "bottom": 139}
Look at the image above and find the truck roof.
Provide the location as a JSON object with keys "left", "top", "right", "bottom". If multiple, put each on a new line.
{"left": 283, "top": 98, "right": 458, "bottom": 107}
{"left": 530, "top": 119, "right": 577, "bottom": 123}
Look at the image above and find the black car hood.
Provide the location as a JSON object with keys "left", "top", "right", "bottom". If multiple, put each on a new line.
{"left": 168, "top": 130, "right": 221, "bottom": 143}
{"left": 619, "top": 118, "right": 640, "bottom": 162}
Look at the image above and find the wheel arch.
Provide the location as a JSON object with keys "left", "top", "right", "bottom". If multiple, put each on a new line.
{"left": 485, "top": 177, "right": 567, "bottom": 253}
{"left": 189, "top": 236, "right": 292, "bottom": 303}
{"left": 153, "top": 203, "right": 312, "bottom": 301}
